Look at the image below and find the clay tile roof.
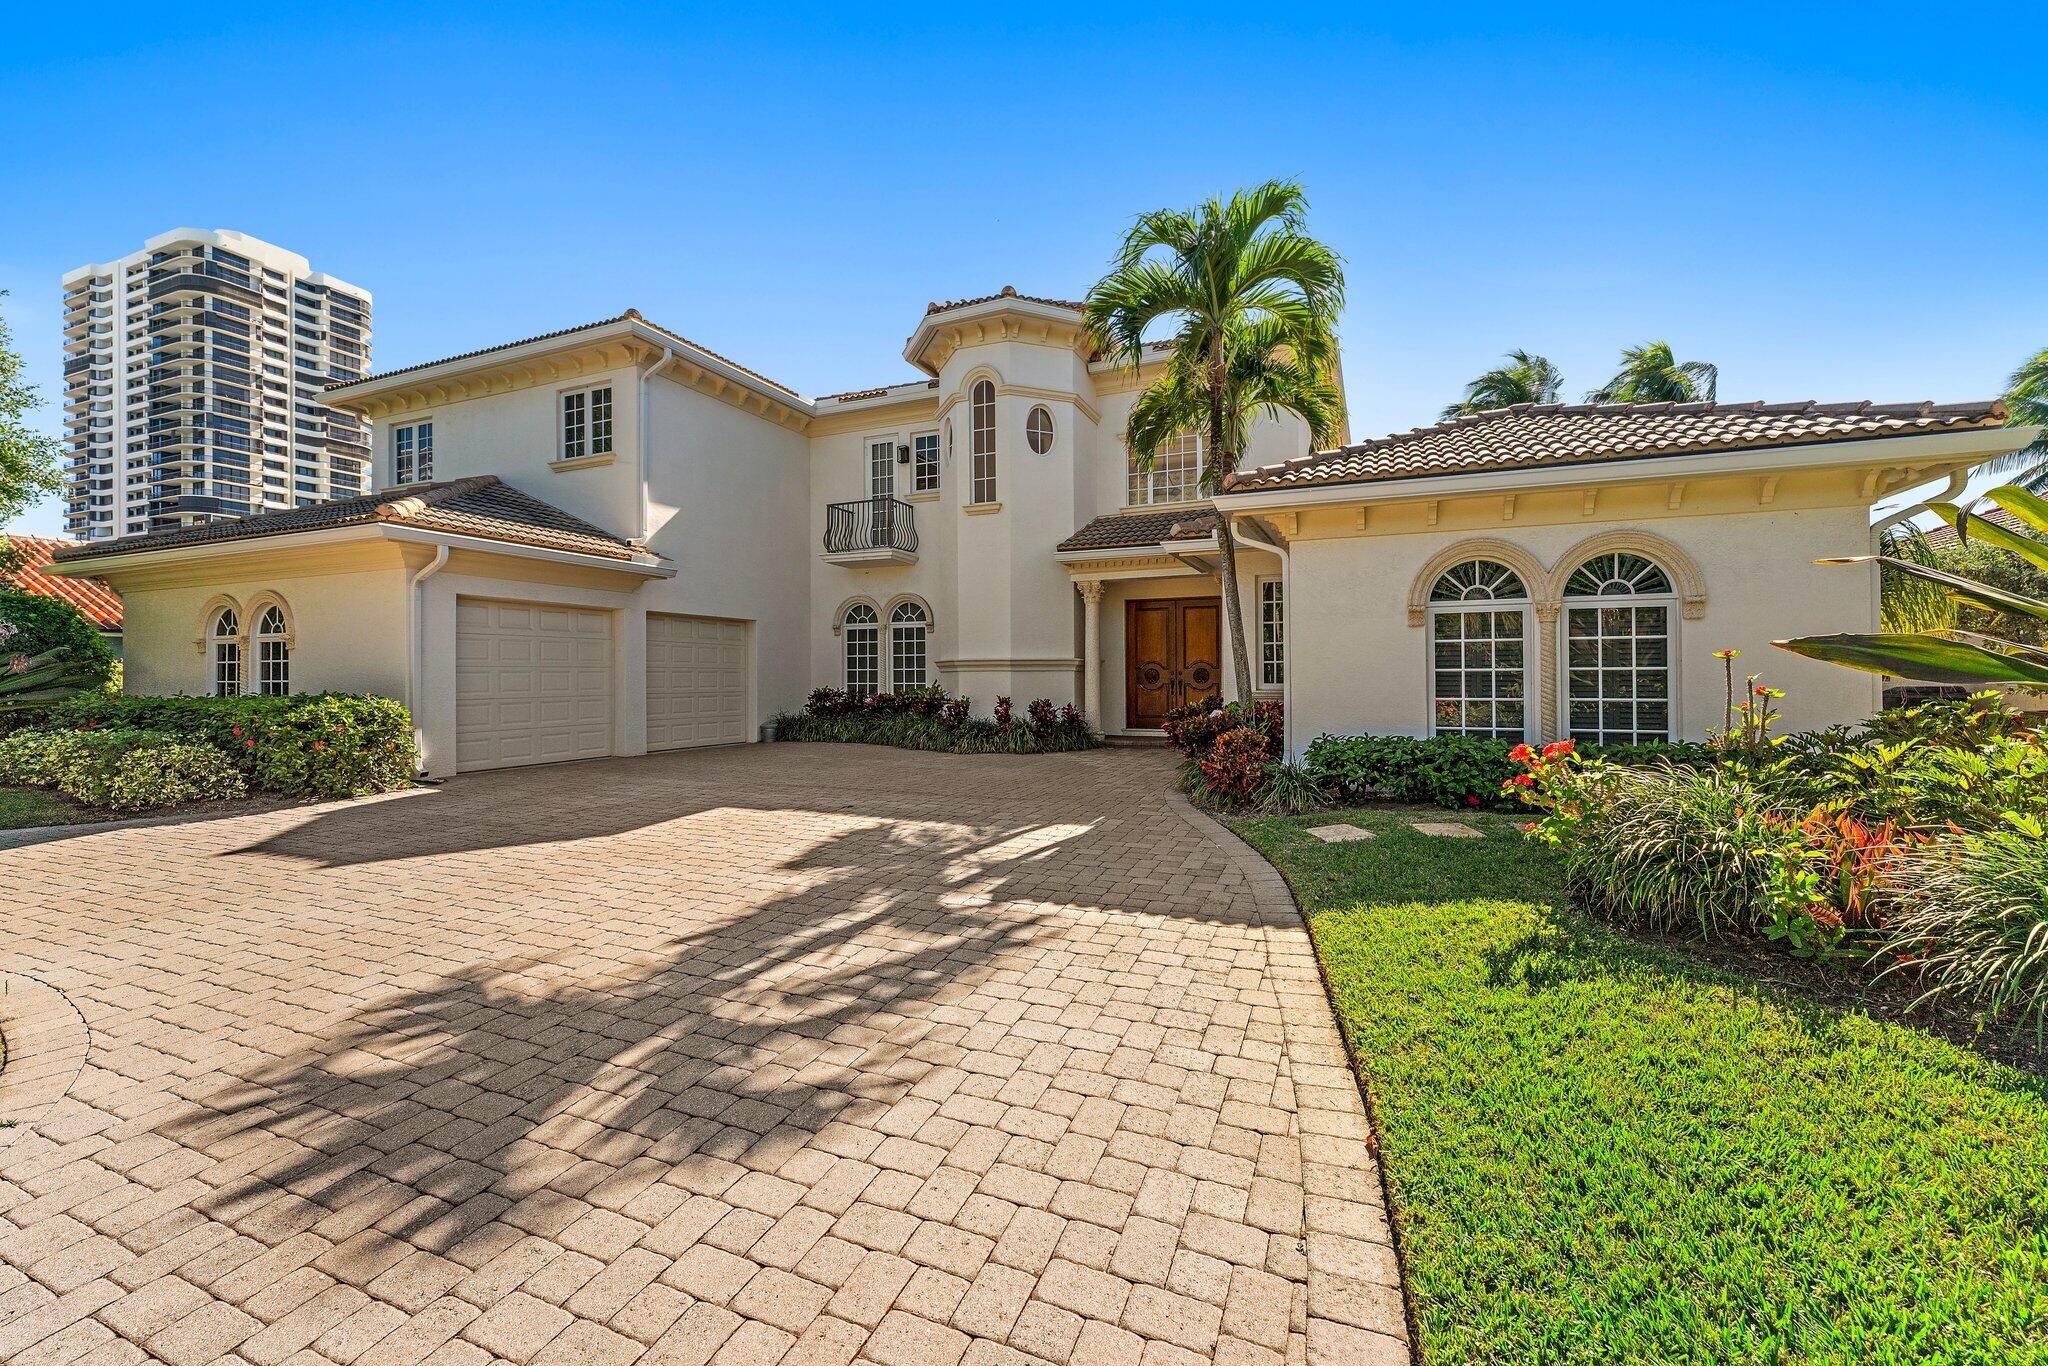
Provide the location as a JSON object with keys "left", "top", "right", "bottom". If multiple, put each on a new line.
{"left": 3, "top": 535, "right": 122, "bottom": 629}
{"left": 1920, "top": 505, "right": 2032, "bottom": 550}
{"left": 325, "top": 310, "right": 800, "bottom": 399}
{"left": 819, "top": 379, "right": 941, "bottom": 403}
{"left": 1057, "top": 509, "right": 1218, "bottom": 553}
{"left": 926, "top": 285, "right": 1087, "bottom": 317}
{"left": 1226, "top": 399, "right": 2012, "bottom": 493}
{"left": 49, "top": 476, "right": 643, "bottom": 565}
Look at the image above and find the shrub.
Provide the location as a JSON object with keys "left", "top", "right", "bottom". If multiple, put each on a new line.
{"left": 1306, "top": 732, "right": 1717, "bottom": 812}
{"left": 0, "top": 587, "right": 117, "bottom": 695}
{"left": 774, "top": 687, "right": 1093, "bottom": 755}
{"left": 48, "top": 693, "right": 415, "bottom": 798}
{"left": 1198, "top": 726, "right": 1271, "bottom": 804}
{"left": 1257, "top": 761, "right": 1328, "bottom": 816}
{"left": 0, "top": 725, "right": 245, "bottom": 812}
{"left": 1164, "top": 698, "right": 1283, "bottom": 760}
{"left": 1883, "top": 830, "right": 2048, "bottom": 1036}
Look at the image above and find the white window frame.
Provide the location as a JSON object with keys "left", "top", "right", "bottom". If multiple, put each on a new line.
{"left": 1258, "top": 577, "right": 1285, "bottom": 690}
{"left": 867, "top": 436, "right": 896, "bottom": 500}
{"left": 1127, "top": 432, "right": 1203, "bottom": 507}
{"left": 911, "top": 431, "right": 940, "bottom": 493}
{"left": 254, "top": 604, "right": 290, "bottom": 696}
{"left": 843, "top": 604, "right": 880, "bottom": 699}
{"left": 1424, "top": 561, "right": 1535, "bottom": 741}
{"left": 889, "top": 602, "right": 929, "bottom": 691}
{"left": 560, "top": 385, "right": 614, "bottom": 461}
{"left": 392, "top": 420, "right": 433, "bottom": 485}
{"left": 1559, "top": 554, "right": 1679, "bottom": 743}
{"left": 969, "top": 379, "right": 996, "bottom": 505}
{"left": 210, "top": 608, "right": 242, "bottom": 697}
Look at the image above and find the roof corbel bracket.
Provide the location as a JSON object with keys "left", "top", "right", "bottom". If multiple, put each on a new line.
{"left": 1758, "top": 474, "right": 1779, "bottom": 505}
{"left": 1582, "top": 489, "right": 1597, "bottom": 517}
{"left": 1425, "top": 500, "right": 1439, "bottom": 527}
{"left": 1666, "top": 482, "right": 1685, "bottom": 511}
{"left": 1501, "top": 494, "right": 1516, "bottom": 522}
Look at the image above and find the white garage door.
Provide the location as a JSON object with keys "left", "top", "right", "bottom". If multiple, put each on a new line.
{"left": 647, "top": 614, "right": 749, "bottom": 750}
{"left": 455, "top": 599, "right": 614, "bottom": 772}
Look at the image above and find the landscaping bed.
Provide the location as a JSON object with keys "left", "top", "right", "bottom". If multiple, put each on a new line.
{"left": 1233, "top": 805, "right": 2048, "bottom": 1362}
{"left": 772, "top": 686, "right": 1097, "bottom": 754}
{"left": 0, "top": 692, "right": 417, "bottom": 825}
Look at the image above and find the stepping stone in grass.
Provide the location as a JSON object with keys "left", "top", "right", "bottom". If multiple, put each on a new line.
{"left": 1306, "top": 823, "right": 1376, "bottom": 843}
{"left": 1409, "top": 821, "right": 1483, "bottom": 838}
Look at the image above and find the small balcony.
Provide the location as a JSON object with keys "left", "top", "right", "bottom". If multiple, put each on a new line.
{"left": 823, "top": 496, "right": 918, "bottom": 566}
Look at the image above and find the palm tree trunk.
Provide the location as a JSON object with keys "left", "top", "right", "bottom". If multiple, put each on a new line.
{"left": 1208, "top": 338, "right": 1257, "bottom": 706}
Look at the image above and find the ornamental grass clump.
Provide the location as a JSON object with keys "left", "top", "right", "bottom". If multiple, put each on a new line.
{"left": 1883, "top": 830, "right": 2048, "bottom": 1037}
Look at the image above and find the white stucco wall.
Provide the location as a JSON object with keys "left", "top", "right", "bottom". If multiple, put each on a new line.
{"left": 1284, "top": 502, "right": 1880, "bottom": 753}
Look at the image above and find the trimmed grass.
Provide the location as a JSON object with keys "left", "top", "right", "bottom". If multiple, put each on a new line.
{"left": 1232, "top": 807, "right": 2048, "bottom": 1364}
{"left": 0, "top": 784, "right": 86, "bottom": 830}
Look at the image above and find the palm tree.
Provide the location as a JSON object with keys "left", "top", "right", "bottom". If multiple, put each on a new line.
{"left": 1086, "top": 181, "right": 1346, "bottom": 706}
{"left": 1440, "top": 350, "right": 1562, "bottom": 419}
{"left": 1972, "top": 346, "right": 2048, "bottom": 492}
{"left": 1586, "top": 340, "right": 1718, "bottom": 404}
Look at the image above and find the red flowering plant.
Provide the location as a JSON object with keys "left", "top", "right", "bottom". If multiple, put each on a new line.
{"left": 1502, "top": 738, "right": 1596, "bottom": 845}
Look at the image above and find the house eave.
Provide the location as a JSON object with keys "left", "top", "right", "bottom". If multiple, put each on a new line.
{"left": 1215, "top": 427, "right": 2035, "bottom": 513}
{"left": 49, "top": 523, "right": 673, "bottom": 580}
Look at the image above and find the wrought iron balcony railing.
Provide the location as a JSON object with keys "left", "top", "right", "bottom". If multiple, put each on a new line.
{"left": 823, "top": 496, "right": 918, "bottom": 556}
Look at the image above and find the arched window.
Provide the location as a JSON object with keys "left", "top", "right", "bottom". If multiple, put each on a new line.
{"left": 1426, "top": 560, "right": 1530, "bottom": 739}
{"left": 1563, "top": 552, "right": 1675, "bottom": 743}
{"left": 254, "top": 604, "right": 290, "bottom": 696}
{"left": 1025, "top": 405, "right": 1054, "bottom": 455}
{"left": 969, "top": 379, "right": 996, "bottom": 504}
{"left": 889, "top": 602, "right": 929, "bottom": 691}
{"left": 843, "top": 603, "right": 879, "bottom": 699}
{"left": 209, "top": 608, "right": 242, "bottom": 697}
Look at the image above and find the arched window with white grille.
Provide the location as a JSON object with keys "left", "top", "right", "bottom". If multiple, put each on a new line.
{"left": 1426, "top": 560, "right": 1531, "bottom": 739}
{"left": 969, "top": 379, "right": 996, "bottom": 504}
{"left": 1563, "top": 552, "right": 1675, "bottom": 743}
{"left": 255, "top": 604, "right": 290, "bottom": 696}
{"left": 843, "top": 603, "right": 880, "bottom": 699}
{"left": 889, "top": 602, "right": 929, "bottom": 691}
{"left": 210, "top": 608, "right": 242, "bottom": 697}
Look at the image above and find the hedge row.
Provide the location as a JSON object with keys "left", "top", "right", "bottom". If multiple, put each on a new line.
{"left": 1303, "top": 732, "right": 1715, "bottom": 811}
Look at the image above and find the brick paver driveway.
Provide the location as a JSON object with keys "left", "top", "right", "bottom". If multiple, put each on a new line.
{"left": 2, "top": 745, "right": 1405, "bottom": 1365}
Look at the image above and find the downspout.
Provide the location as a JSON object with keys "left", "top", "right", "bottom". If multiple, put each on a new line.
{"left": 1232, "top": 515, "right": 1293, "bottom": 761}
{"left": 1870, "top": 467, "right": 1968, "bottom": 546}
{"left": 638, "top": 346, "right": 679, "bottom": 542}
{"left": 408, "top": 544, "right": 450, "bottom": 771}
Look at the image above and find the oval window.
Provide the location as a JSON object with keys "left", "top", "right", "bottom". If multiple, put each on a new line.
{"left": 1026, "top": 405, "right": 1054, "bottom": 455}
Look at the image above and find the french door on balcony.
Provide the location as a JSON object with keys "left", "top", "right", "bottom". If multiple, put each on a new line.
{"left": 868, "top": 439, "right": 896, "bottom": 541}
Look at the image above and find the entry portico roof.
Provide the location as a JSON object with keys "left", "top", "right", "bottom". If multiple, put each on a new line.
{"left": 1056, "top": 508, "right": 1218, "bottom": 553}
{"left": 50, "top": 476, "right": 648, "bottom": 566}
{"left": 1227, "top": 399, "right": 2012, "bottom": 493}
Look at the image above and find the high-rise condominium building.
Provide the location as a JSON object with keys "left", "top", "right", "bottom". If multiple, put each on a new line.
{"left": 61, "top": 228, "right": 373, "bottom": 540}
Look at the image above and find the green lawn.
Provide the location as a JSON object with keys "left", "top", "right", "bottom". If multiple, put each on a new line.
{"left": 0, "top": 784, "right": 85, "bottom": 830}
{"left": 1232, "top": 808, "right": 2048, "bottom": 1364}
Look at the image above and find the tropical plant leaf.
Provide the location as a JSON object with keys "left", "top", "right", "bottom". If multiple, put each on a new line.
{"left": 1927, "top": 501, "right": 2048, "bottom": 574}
{"left": 1773, "top": 633, "right": 2048, "bottom": 684}
{"left": 1819, "top": 554, "right": 2048, "bottom": 621}
{"left": 1984, "top": 485, "right": 2048, "bottom": 537}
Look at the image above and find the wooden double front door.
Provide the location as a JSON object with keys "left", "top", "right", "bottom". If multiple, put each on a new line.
{"left": 1126, "top": 597, "right": 1221, "bottom": 730}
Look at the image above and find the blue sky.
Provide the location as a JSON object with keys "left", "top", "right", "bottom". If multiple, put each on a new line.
{"left": 6, "top": 3, "right": 2044, "bottom": 536}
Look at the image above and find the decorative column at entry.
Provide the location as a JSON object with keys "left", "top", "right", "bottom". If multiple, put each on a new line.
{"left": 1077, "top": 580, "right": 1105, "bottom": 732}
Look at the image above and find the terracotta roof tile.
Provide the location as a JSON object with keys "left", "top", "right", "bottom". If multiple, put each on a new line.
{"left": 1227, "top": 399, "right": 2011, "bottom": 493}
{"left": 49, "top": 477, "right": 642, "bottom": 565}
{"left": 1057, "top": 509, "right": 1218, "bottom": 553}
{"left": 819, "top": 379, "right": 941, "bottom": 403}
{"left": 1921, "top": 505, "right": 2032, "bottom": 550}
{"left": 325, "top": 310, "right": 800, "bottom": 399}
{"left": 926, "top": 285, "right": 1086, "bottom": 316}
{"left": 3, "top": 535, "right": 122, "bottom": 629}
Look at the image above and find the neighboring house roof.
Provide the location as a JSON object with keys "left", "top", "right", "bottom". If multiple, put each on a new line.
{"left": 324, "top": 309, "right": 801, "bottom": 399}
{"left": 50, "top": 477, "right": 644, "bottom": 564}
{"left": 925, "top": 286, "right": 1085, "bottom": 316}
{"left": 1227, "top": 399, "right": 2011, "bottom": 493}
{"left": 3, "top": 535, "right": 123, "bottom": 630}
{"left": 1920, "top": 506, "right": 2033, "bottom": 550}
{"left": 1057, "top": 509, "right": 1218, "bottom": 553}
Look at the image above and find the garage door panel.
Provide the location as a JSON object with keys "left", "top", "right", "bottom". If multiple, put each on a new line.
{"left": 456, "top": 598, "right": 614, "bottom": 772}
{"left": 647, "top": 614, "right": 748, "bottom": 751}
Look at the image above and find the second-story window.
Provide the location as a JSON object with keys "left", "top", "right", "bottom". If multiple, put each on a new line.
{"left": 1128, "top": 432, "right": 1202, "bottom": 505}
{"left": 562, "top": 386, "right": 613, "bottom": 461}
{"left": 912, "top": 432, "right": 940, "bottom": 492}
{"left": 969, "top": 379, "right": 996, "bottom": 504}
{"left": 393, "top": 421, "right": 433, "bottom": 484}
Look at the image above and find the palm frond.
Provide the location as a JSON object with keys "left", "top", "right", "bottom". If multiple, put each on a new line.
{"left": 1879, "top": 524, "right": 1958, "bottom": 632}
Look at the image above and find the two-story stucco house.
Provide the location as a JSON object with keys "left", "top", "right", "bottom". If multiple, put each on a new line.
{"left": 51, "top": 290, "right": 2035, "bottom": 777}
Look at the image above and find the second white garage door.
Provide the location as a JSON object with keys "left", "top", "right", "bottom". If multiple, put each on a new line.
{"left": 647, "top": 613, "right": 749, "bottom": 750}
{"left": 455, "top": 599, "right": 614, "bottom": 772}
